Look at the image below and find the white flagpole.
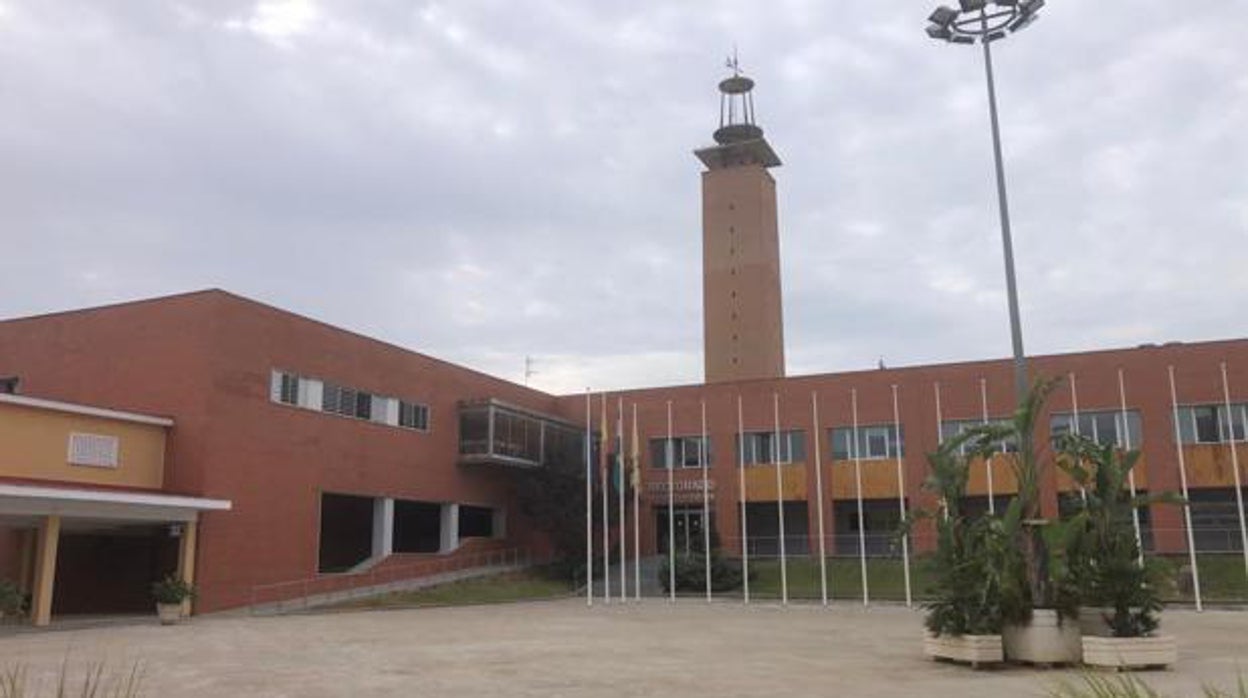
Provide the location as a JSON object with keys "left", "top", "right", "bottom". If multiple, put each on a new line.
{"left": 701, "top": 399, "right": 712, "bottom": 603}
{"left": 737, "top": 395, "right": 750, "bottom": 604}
{"left": 851, "top": 388, "right": 869, "bottom": 606}
{"left": 618, "top": 397, "right": 627, "bottom": 602}
{"left": 667, "top": 400, "right": 676, "bottom": 602}
{"left": 1117, "top": 368, "right": 1144, "bottom": 565}
{"left": 1070, "top": 372, "right": 1088, "bottom": 504}
{"left": 980, "top": 378, "right": 996, "bottom": 515}
{"left": 1168, "top": 365, "right": 1203, "bottom": 612}
{"left": 773, "top": 392, "right": 788, "bottom": 605}
{"left": 632, "top": 403, "right": 641, "bottom": 602}
{"left": 1219, "top": 362, "right": 1248, "bottom": 583}
{"left": 935, "top": 382, "right": 949, "bottom": 521}
{"left": 892, "top": 385, "right": 913, "bottom": 608}
{"left": 585, "top": 391, "right": 593, "bottom": 606}
{"left": 601, "top": 394, "right": 610, "bottom": 604}
{"left": 812, "top": 391, "right": 828, "bottom": 606}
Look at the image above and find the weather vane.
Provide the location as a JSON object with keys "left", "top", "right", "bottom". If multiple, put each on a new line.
{"left": 725, "top": 45, "right": 741, "bottom": 76}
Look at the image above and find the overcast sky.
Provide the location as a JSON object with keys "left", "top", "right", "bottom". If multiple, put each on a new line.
{"left": 1, "top": 1, "right": 1245, "bottom": 394}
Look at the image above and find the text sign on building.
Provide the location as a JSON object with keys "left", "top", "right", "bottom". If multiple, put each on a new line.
{"left": 646, "top": 479, "right": 716, "bottom": 503}
{"left": 67, "top": 432, "right": 120, "bottom": 468}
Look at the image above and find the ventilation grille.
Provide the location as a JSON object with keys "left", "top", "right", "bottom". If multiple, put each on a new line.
{"left": 67, "top": 433, "right": 120, "bottom": 468}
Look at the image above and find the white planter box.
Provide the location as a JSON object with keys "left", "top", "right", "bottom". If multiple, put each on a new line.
{"left": 924, "top": 633, "right": 1004, "bottom": 669}
{"left": 1083, "top": 635, "right": 1176, "bottom": 670}
{"left": 156, "top": 603, "right": 183, "bottom": 625}
{"left": 1003, "top": 610, "right": 1082, "bottom": 665}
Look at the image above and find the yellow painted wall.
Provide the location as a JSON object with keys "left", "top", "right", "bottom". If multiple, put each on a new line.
{"left": 1183, "top": 445, "right": 1247, "bottom": 488}
{"left": 1055, "top": 454, "right": 1151, "bottom": 493}
{"left": 0, "top": 403, "right": 165, "bottom": 488}
{"left": 830, "top": 460, "right": 902, "bottom": 499}
{"left": 965, "top": 455, "right": 1020, "bottom": 496}
{"left": 742, "top": 464, "right": 806, "bottom": 501}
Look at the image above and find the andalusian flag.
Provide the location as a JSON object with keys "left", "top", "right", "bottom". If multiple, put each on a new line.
{"left": 630, "top": 405, "right": 641, "bottom": 490}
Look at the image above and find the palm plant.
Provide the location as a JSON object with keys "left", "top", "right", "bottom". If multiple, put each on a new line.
{"left": 1056, "top": 433, "right": 1180, "bottom": 637}
{"left": 913, "top": 433, "right": 1006, "bottom": 636}
{"left": 957, "top": 377, "right": 1078, "bottom": 622}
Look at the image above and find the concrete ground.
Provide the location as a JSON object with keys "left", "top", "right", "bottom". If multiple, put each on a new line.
{"left": 1, "top": 601, "right": 1245, "bottom": 697}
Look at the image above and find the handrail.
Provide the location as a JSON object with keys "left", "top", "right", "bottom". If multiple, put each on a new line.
{"left": 247, "top": 546, "right": 538, "bottom": 612}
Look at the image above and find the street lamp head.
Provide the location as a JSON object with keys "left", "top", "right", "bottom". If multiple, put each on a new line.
{"left": 924, "top": 0, "right": 1043, "bottom": 45}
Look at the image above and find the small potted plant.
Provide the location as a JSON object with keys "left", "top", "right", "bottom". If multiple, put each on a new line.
{"left": 152, "top": 575, "right": 196, "bottom": 625}
{"left": 0, "top": 578, "right": 26, "bottom": 622}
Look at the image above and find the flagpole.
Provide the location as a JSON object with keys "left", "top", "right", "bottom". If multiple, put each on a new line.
{"left": 1167, "top": 365, "right": 1203, "bottom": 612}
{"left": 1117, "top": 368, "right": 1144, "bottom": 565}
{"left": 892, "top": 385, "right": 913, "bottom": 608}
{"left": 618, "top": 397, "right": 627, "bottom": 602}
{"left": 935, "top": 382, "right": 949, "bottom": 522}
{"left": 773, "top": 392, "right": 788, "bottom": 605}
{"left": 1070, "top": 372, "right": 1088, "bottom": 504}
{"left": 737, "top": 394, "right": 750, "bottom": 604}
{"left": 600, "top": 393, "right": 610, "bottom": 604}
{"left": 632, "top": 402, "right": 641, "bottom": 601}
{"left": 1219, "top": 362, "right": 1248, "bottom": 584}
{"left": 812, "top": 391, "right": 828, "bottom": 606}
{"left": 701, "top": 399, "right": 712, "bottom": 603}
{"left": 980, "top": 378, "right": 996, "bottom": 515}
{"left": 585, "top": 390, "right": 593, "bottom": 607}
{"left": 851, "top": 388, "right": 869, "bottom": 606}
{"left": 667, "top": 400, "right": 676, "bottom": 602}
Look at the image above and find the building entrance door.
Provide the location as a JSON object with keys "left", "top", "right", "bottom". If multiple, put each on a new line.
{"left": 656, "top": 506, "right": 708, "bottom": 555}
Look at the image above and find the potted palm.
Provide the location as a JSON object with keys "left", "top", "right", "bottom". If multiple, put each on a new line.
{"left": 152, "top": 575, "right": 195, "bottom": 625}
{"left": 1057, "top": 434, "right": 1179, "bottom": 669}
{"left": 0, "top": 578, "right": 25, "bottom": 622}
{"left": 915, "top": 436, "right": 1006, "bottom": 668}
{"left": 961, "top": 378, "right": 1083, "bottom": 665}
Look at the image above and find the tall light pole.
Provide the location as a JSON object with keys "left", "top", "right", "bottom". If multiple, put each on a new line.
{"left": 926, "top": 0, "right": 1044, "bottom": 404}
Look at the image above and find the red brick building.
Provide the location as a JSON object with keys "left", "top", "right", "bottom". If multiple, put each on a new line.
{"left": 2, "top": 289, "right": 1245, "bottom": 621}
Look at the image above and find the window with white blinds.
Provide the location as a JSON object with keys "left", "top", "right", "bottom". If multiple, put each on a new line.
{"left": 270, "top": 369, "right": 429, "bottom": 432}
{"left": 67, "top": 432, "right": 120, "bottom": 468}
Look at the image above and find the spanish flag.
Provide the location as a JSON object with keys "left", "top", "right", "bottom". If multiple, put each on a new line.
{"left": 630, "top": 405, "right": 641, "bottom": 491}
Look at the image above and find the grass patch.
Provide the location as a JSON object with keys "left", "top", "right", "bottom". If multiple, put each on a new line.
{"left": 332, "top": 569, "right": 573, "bottom": 610}
{"left": 1158, "top": 555, "right": 1248, "bottom": 604}
{"left": 748, "top": 558, "right": 934, "bottom": 601}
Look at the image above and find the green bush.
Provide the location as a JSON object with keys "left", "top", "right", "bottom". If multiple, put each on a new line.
{"left": 658, "top": 553, "right": 751, "bottom": 593}
{"left": 150, "top": 576, "right": 195, "bottom": 605}
{"left": 0, "top": 579, "right": 24, "bottom": 617}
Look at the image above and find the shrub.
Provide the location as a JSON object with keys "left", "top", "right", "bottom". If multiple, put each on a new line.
{"left": 658, "top": 553, "right": 751, "bottom": 593}
{"left": 0, "top": 579, "right": 24, "bottom": 618}
{"left": 150, "top": 576, "right": 195, "bottom": 605}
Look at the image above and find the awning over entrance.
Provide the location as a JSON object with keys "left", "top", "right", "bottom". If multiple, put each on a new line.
{"left": 0, "top": 483, "right": 231, "bottom": 627}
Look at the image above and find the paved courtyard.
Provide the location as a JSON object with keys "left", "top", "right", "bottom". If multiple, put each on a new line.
{"left": 1, "top": 600, "right": 1245, "bottom": 697}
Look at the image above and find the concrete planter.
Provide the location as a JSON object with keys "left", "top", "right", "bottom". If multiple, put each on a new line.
{"left": 1078, "top": 607, "right": 1113, "bottom": 638}
{"left": 923, "top": 633, "right": 1004, "bottom": 669}
{"left": 1002, "top": 610, "right": 1082, "bottom": 665}
{"left": 1083, "top": 635, "right": 1176, "bottom": 670}
{"left": 156, "top": 603, "right": 183, "bottom": 625}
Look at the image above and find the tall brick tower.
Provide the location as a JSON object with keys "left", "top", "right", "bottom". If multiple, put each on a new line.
{"left": 695, "top": 63, "right": 786, "bottom": 383}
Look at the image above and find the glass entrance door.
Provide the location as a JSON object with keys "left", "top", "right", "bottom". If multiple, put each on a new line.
{"left": 656, "top": 506, "right": 709, "bottom": 555}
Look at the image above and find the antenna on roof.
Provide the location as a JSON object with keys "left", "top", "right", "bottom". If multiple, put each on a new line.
{"left": 524, "top": 356, "right": 538, "bottom": 386}
{"left": 725, "top": 44, "right": 741, "bottom": 76}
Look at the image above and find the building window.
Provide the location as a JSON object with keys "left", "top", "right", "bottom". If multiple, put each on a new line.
{"left": 399, "top": 400, "right": 429, "bottom": 431}
{"left": 1177, "top": 404, "right": 1248, "bottom": 445}
{"left": 1051, "top": 410, "right": 1142, "bottom": 448}
{"left": 650, "top": 436, "right": 711, "bottom": 469}
{"left": 830, "top": 425, "right": 904, "bottom": 461}
{"left": 271, "top": 370, "right": 300, "bottom": 406}
{"left": 737, "top": 430, "right": 806, "bottom": 465}
{"left": 459, "top": 506, "right": 497, "bottom": 539}
{"left": 272, "top": 368, "right": 429, "bottom": 433}
{"left": 939, "top": 419, "right": 1016, "bottom": 455}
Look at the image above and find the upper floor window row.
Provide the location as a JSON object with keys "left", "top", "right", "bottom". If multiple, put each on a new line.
{"left": 738, "top": 430, "right": 806, "bottom": 466}
{"left": 270, "top": 370, "right": 429, "bottom": 432}
{"left": 940, "top": 419, "right": 1018, "bottom": 455}
{"left": 1051, "top": 410, "right": 1142, "bottom": 449}
{"left": 831, "top": 425, "right": 904, "bottom": 461}
{"left": 1176, "top": 404, "right": 1247, "bottom": 445}
{"left": 650, "top": 436, "right": 711, "bottom": 469}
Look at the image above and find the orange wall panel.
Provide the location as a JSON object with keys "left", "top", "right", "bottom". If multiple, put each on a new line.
{"left": 0, "top": 403, "right": 165, "bottom": 489}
